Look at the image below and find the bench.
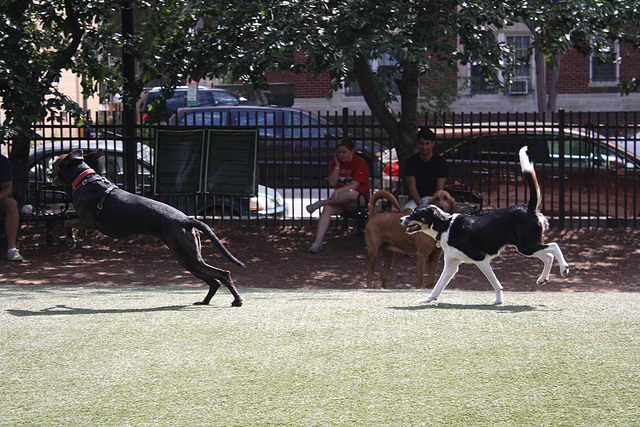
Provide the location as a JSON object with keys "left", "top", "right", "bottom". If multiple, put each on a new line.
{"left": 1, "top": 209, "right": 77, "bottom": 247}
{"left": 444, "top": 184, "right": 485, "bottom": 213}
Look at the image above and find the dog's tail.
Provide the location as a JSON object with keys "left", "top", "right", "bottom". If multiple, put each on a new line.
{"left": 368, "top": 189, "right": 401, "bottom": 217}
{"left": 519, "top": 146, "right": 541, "bottom": 213}
{"left": 191, "top": 219, "right": 246, "bottom": 268}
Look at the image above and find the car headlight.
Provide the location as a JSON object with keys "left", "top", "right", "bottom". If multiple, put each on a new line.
{"left": 249, "top": 195, "right": 277, "bottom": 212}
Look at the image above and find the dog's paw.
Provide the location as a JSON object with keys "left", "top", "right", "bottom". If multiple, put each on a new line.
{"left": 561, "top": 266, "right": 570, "bottom": 277}
{"left": 66, "top": 238, "right": 77, "bottom": 249}
{"left": 491, "top": 290, "right": 504, "bottom": 305}
{"left": 536, "top": 277, "right": 549, "bottom": 286}
{"left": 231, "top": 299, "right": 243, "bottom": 307}
{"left": 416, "top": 296, "right": 436, "bottom": 304}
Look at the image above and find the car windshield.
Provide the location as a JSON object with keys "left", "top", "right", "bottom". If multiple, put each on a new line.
{"left": 212, "top": 91, "right": 240, "bottom": 105}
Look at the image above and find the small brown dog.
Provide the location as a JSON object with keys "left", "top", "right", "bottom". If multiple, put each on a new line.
{"left": 364, "top": 189, "right": 457, "bottom": 289}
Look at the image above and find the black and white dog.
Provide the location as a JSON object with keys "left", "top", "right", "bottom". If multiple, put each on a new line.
{"left": 401, "top": 147, "right": 569, "bottom": 305}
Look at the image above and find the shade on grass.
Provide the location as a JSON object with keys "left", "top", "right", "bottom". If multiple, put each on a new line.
{"left": 1, "top": 285, "right": 639, "bottom": 426}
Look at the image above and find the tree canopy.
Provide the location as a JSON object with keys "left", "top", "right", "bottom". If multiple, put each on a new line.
{"left": 2, "top": 0, "right": 639, "bottom": 198}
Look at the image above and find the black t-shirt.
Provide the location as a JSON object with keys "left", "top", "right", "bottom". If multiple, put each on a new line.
{"left": 404, "top": 153, "right": 449, "bottom": 198}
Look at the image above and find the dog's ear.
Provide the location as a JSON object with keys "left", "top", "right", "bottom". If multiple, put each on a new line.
{"left": 448, "top": 194, "right": 458, "bottom": 214}
{"left": 430, "top": 205, "right": 452, "bottom": 222}
{"left": 67, "top": 149, "right": 85, "bottom": 161}
{"left": 429, "top": 205, "right": 452, "bottom": 233}
{"left": 83, "top": 149, "right": 103, "bottom": 165}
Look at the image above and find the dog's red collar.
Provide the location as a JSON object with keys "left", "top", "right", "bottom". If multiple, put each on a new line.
{"left": 72, "top": 168, "right": 97, "bottom": 191}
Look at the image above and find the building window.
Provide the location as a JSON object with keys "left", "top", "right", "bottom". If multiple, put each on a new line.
{"left": 506, "top": 35, "right": 532, "bottom": 89}
{"left": 591, "top": 42, "right": 619, "bottom": 84}
{"left": 469, "top": 34, "right": 533, "bottom": 95}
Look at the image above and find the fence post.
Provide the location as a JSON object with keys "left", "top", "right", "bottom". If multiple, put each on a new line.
{"left": 122, "top": 2, "right": 137, "bottom": 193}
{"left": 558, "top": 109, "right": 566, "bottom": 229}
{"left": 342, "top": 107, "right": 349, "bottom": 137}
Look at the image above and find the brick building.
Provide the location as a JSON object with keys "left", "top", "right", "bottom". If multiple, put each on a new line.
{"left": 278, "top": 24, "right": 640, "bottom": 114}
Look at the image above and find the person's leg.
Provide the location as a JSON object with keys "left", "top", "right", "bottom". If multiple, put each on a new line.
{"left": 313, "top": 204, "right": 341, "bottom": 244}
{"left": 403, "top": 199, "right": 418, "bottom": 211}
{"left": 1, "top": 197, "right": 22, "bottom": 261}
{"left": 307, "top": 189, "right": 360, "bottom": 213}
{"left": 309, "top": 190, "right": 360, "bottom": 253}
{"left": 403, "top": 196, "right": 432, "bottom": 211}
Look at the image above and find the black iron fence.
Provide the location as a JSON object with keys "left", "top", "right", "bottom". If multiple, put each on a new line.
{"left": 3, "top": 109, "right": 639, "bottom": 228}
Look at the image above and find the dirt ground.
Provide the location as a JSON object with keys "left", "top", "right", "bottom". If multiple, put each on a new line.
{"left": 2, "top": 223, "right": 640, "bottom": 295}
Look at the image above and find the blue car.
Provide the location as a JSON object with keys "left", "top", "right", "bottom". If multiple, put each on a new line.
{"left": 168, "top": 105, "right": 384, "bottom": 186}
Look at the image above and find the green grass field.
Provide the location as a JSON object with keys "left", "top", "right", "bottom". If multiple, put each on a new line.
{"left": 1, "top": 285, "right": 639, "bottom": 426}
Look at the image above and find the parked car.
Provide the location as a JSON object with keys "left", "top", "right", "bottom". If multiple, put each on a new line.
{"left": 140, "top": 86, "right": 241, "bottom": 123}
{"left": 618, "top": 129, "right": 640, "bottom": 158}
{"left": 27, "top": 140, "right": 285, "bottom": 217}
{"left": 382, "top": 124, "right": 640, "bottom": 218}
{"left": 168, "top": 105, "right": 385, "bottom": 187}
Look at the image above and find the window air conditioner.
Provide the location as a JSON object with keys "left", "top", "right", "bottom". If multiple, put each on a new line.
{"left": 508, "top": 79, "right": 529, "bottom": 95}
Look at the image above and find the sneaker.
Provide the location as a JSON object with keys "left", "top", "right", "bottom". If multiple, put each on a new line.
{"left": 306, "top": 201, "right": 323, "bottom": 214}
{"left": 7, "top": 248, "right": 23, "bottom": 262}
{"left": 308, "top": 241, "right": 323, "bottom": 254}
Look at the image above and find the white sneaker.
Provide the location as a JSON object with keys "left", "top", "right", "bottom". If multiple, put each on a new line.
{"left": 308, "top": 241, "right": 323, "bottom": 254}
{"left": 7, "top": 248, "right": 24, "bottom": 262}
{"left": 306, "top": 201, "right": 323, "bottom": 214}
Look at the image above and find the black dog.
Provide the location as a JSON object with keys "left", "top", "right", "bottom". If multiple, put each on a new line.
{"left": 49, "top": 149, "right": 244, "bottom": 307}
{"left": 401, "top": 147, "right": 569, "bottom": 304}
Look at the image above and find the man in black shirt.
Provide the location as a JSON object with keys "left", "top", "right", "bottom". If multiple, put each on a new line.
{"left": 403, "top": 128, "right": 448, "bottom": 211}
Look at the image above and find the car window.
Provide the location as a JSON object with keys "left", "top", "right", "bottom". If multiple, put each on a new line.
{"left": 591, "top": 142, "right": 639, "bottom": 170}
{"left": 237, "top": 111, "right": 276, "bottom": 137}
{"left": 443, "top": 133, "right": 603, "bottom": 167}
{"left": 179, "top": 111, "right": 229, "bottom": 126}
{"left": 546, "top": 138, "right": 595, "bottom": 167}
{"left": 445, "top": 135, "right": 531, "bottom": 163}
{"left": 144, "top": 89, "right": 239, "bottom": 119}
{"left": 212, "top": 91, "right": 241, "bottom": 105}
{"left": 284, "top": 111, "right": 325, "bottom": 138}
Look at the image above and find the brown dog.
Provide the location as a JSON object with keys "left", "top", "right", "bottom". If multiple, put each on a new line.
{"left": 364, "top": 189, "right": 457, "bottom": 289}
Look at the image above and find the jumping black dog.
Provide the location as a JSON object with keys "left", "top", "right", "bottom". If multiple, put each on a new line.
{"left": 49, "top": 149, "right": 244, "bottom": 307}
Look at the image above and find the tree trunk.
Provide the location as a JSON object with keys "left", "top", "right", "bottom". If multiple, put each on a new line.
{"left": 534, "top": 51, "right": 548, "bottom": 117}
{"left": 353, "top": 56, "right": 421, "bottom": 194}
{"left": 546, "top": 55, "right": 562, "bottom": 115}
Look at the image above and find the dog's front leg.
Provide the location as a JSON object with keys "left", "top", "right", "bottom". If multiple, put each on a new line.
{"left": 474, "top": 260, "right": 504, "bottom": 305}
{"left": 63, "top": 219, "right": 83, "bottom": 249}
{"left": 417, "top": 258, "right": 460, "bottom": 304}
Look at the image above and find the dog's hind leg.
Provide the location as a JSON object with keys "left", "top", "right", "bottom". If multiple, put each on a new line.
{"left": 547, "top": 242, "right": 569, "bottom": 277}
{"left": 532, "top": 252, "right": 555, "bottom": 285}
{"left": 474, "top": 260, "right": 504, "bottom": 305}
{"left": 168, "top": 228, "right": 243, "bottom": 307}
{"left": 366, "top": 246, "right": 380, "bottom": 289}
{"left": 380, "top": 248, "right": 395, "bottom": 289}
{"left": 424, "top": 248, "right": 443, "bottom": 289}
{"left": 531, "top": 242, "right": 569, "bottom": 283}
{"left": 417, "top": 257, "right": 460, "bottom": 304}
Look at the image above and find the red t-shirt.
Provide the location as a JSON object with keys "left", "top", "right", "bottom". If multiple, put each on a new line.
{"left": 329, "top": 155, "right": 370, "bottom": 198}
